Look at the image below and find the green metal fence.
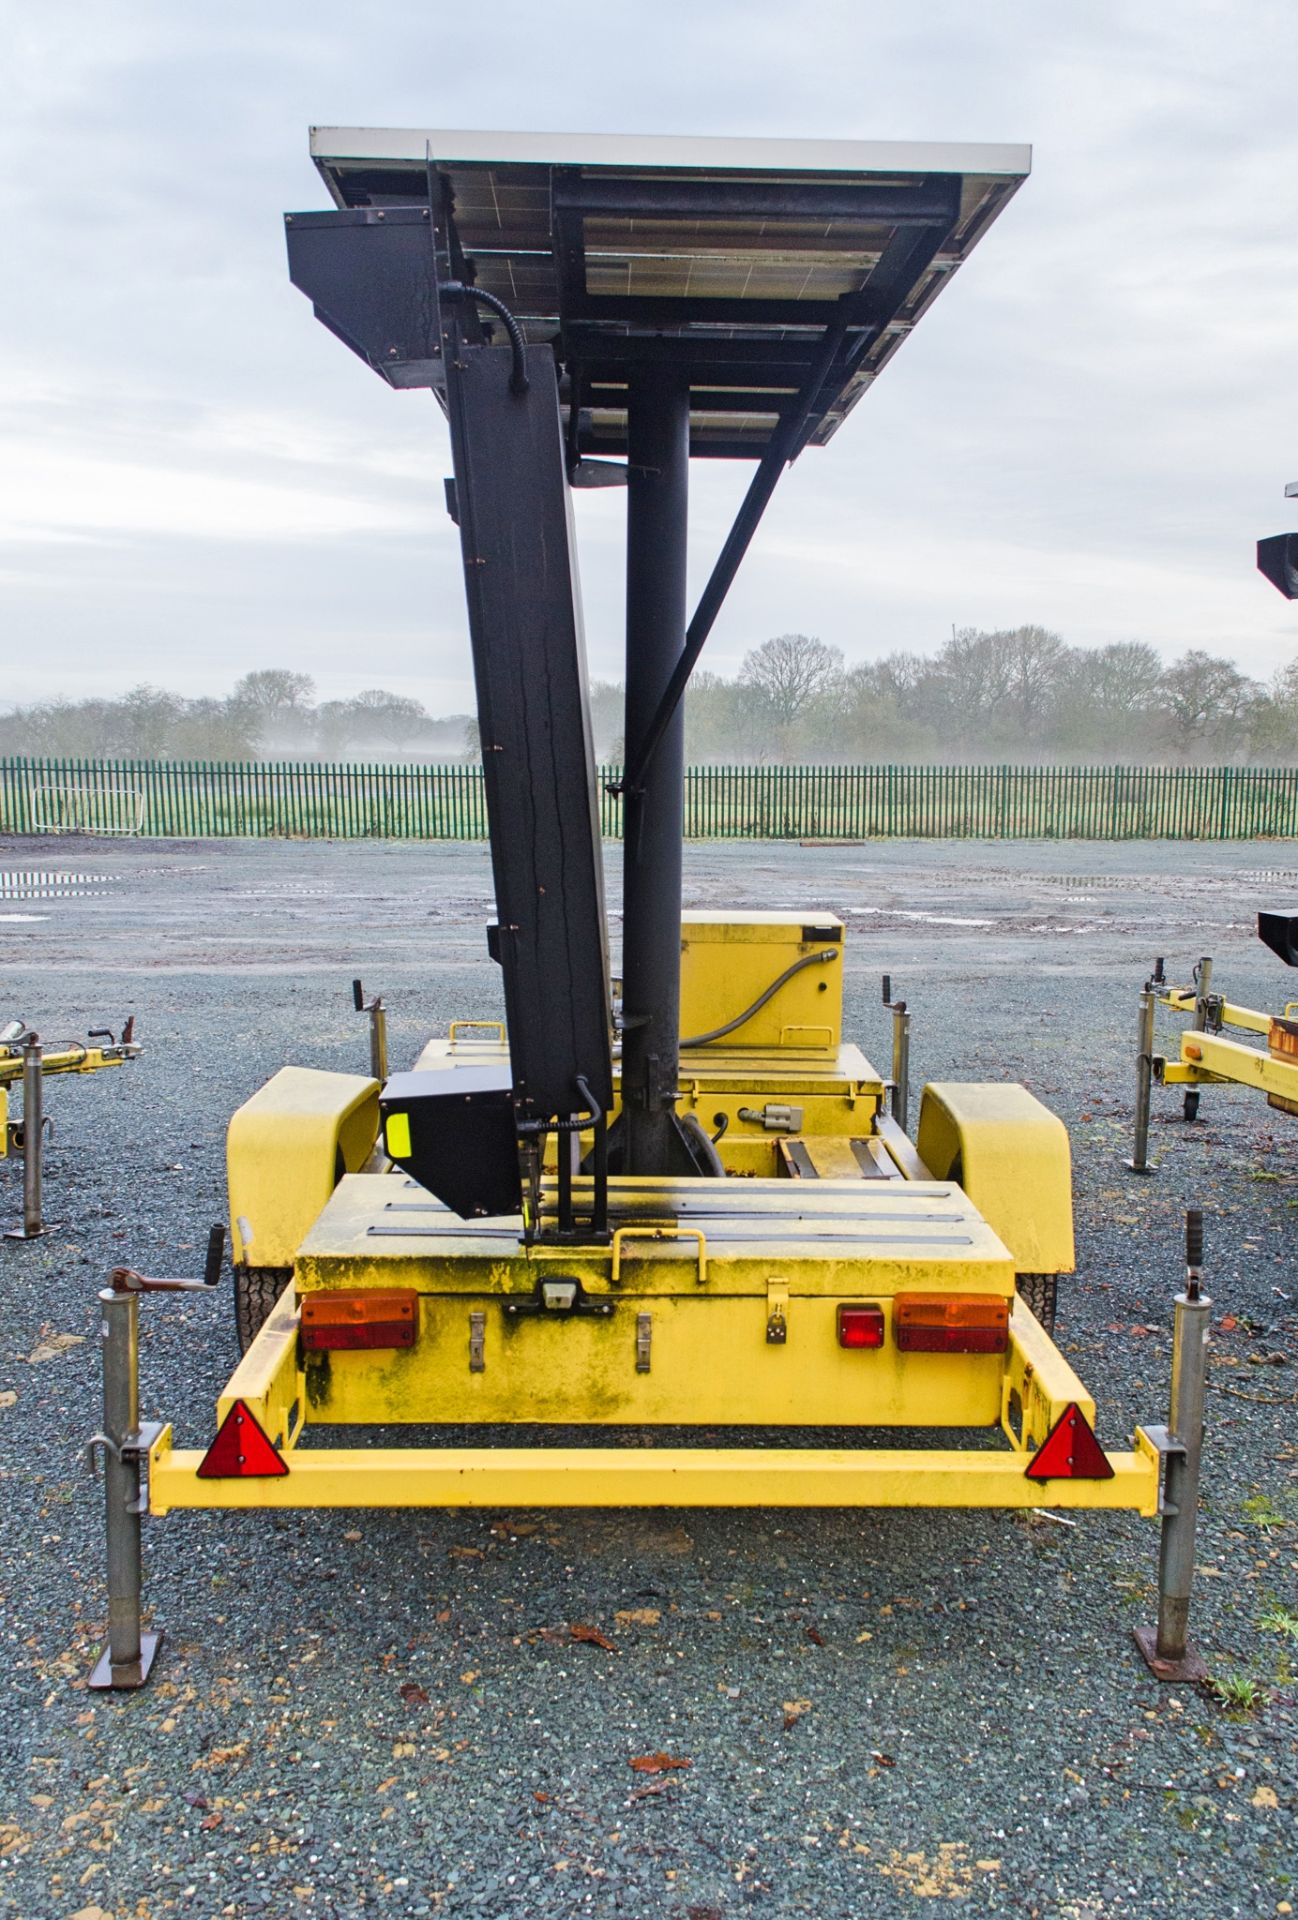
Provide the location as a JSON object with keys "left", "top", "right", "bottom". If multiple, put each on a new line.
{"left": 3, "top": 757, "right": 1298, "bottom": 840}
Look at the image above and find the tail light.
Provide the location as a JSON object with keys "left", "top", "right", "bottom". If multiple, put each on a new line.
{"left": 894, "top": 1292, "right": 1009, "bottom": 1354}
{"left": 301, "top": 1289, "right": 417, "bottom": 1351}
{"left": 837, "top": 1303, "right": 885, "bottom": 1349}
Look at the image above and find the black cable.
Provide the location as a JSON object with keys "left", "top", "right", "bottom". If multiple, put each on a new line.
{"left": 518, "top": 1073, "right": 604, "bottom": 1135}
{"left": 679, "top": 948, "right": 839, "bottom": 1048}
{"left": 440, "top": 281, "right": 530, "bottom": 395}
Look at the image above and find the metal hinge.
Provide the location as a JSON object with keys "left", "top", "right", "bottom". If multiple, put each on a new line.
{"left": 635, "top": 1311, "right": 652, "bottom": 1374}
{"left": 469, "top": 1310, "right": 486, "bottom": 1373}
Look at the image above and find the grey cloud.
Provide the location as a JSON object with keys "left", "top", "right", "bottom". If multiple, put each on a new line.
{"left": 4, "top": 0, "right": 1297, "bottom": 709}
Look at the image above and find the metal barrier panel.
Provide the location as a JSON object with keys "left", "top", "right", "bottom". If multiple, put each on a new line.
{"left": 4, "top": 759, "right": 1298, "bottom": 841}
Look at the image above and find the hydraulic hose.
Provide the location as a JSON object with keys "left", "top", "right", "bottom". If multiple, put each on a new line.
{"left": 679, "top": 948, "right": 839, "bottom": 1049}
{"left": 440, "top": 282, "right": 530, "bottom": 395}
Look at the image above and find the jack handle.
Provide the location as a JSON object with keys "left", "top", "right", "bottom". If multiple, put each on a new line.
{"left": 109, "top": 1223, "right": 225, "bottom": 1294}
{"left": 1185, "top": 1207, "right": 1203, "bottom": 1300}
{"left": 88, "top": 1016, "right": 138, "bottom": 1048}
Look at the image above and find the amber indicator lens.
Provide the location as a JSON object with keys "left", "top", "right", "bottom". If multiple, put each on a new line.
{"left": 301, "top": 1289, "right": 418, "bottom": 1351}
{"left": 894, "top": 1292, "right": 1010, "bottom": 1354}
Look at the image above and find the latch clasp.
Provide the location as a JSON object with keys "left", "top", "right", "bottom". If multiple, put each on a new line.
{"left": 766, "top": 1278, "right": 789, "bottom": 1345}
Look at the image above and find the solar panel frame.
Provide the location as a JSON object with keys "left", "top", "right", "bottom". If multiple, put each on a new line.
{"left": 306, "top": 127, "right": 1029, "bottom": 458}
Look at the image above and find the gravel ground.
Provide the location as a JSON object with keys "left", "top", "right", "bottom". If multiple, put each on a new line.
{"left": 1, "top": 834, "right": 1296, "bottom": 1920}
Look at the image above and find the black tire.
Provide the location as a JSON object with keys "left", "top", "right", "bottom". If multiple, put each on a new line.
{"left": 1183, "top": 1089, "right": 1201, "bottom": 1122}
{"left": 1015, "top": 1272, "right": 1058, "bottom": 1335}
{"left": 234, "top": 1266, "right": 292, "bottom": 1355}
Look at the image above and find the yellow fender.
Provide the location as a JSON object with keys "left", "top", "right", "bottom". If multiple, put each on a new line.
{"left": 227, "top": 1067, "right": 379, "bottom": 1270}
{"left": 916, "top": 1082, "right": 1074, "bottom": 1274}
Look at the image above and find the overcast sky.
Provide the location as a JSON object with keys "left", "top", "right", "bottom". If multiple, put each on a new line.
{"left": 4, "top": 1, "right": 1297, "bottom": 716}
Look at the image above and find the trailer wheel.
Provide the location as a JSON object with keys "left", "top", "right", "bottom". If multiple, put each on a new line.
{"left": 235, "top": 1266, "right": 292, "bottom": 1355}
{"left": 1015, "top": 1272, "right": 1057, "bottom": 1335}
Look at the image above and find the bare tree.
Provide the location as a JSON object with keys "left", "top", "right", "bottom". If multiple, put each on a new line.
{"left": 1252, "top": 658, "right": 1298, "bottom": 762}
{"left": 1047, "top": 641, "right": 1164, "bottom": 758}
{"left": 232, "top": 668, "right": 316, "bottom": 718}
{"left": 1158, "top": 650, "right": 1260, "bottom": 761}
{"left": 1080, "top": 641, "right": 1165, "bottom": 717}
{"left": 12, "top": 687, "right": 258, "bottom": 759}
{"left": 739, "top": 634, "right": 844, "bottom": 729}
{"left": 870, "top": 651, "right": 929, "bottom": 704}
{"left": 686, "top": 669, "right": 759, "bottom": 761}
{"left": 930, "top": 629, "right": 1016, "bottom": 747}
{"left": 837, "top": 662, "right": 938, "bottom": 761}
{"left": 343, "top": 689, "right": 430, "bottom": 746}
{"left": 1000, "top": 626, "right": 1068, "bottom": 734}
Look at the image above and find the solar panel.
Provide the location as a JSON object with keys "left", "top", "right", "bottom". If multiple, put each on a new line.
{"left": 307, "top": 127, "right": 1030, "bottom": 459}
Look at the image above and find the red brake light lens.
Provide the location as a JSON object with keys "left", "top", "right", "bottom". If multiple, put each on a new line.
{"left": 837, "top": 1303, "right": 885, "bottom": 1349}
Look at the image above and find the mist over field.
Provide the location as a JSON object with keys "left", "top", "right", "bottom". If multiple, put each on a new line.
{"left": 8, "top": 626, "right": 1298, "bottom": 767}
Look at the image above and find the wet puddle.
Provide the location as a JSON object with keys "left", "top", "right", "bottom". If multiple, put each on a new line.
{"left": 0, "top": 870, "right": 121, "bottom": 899}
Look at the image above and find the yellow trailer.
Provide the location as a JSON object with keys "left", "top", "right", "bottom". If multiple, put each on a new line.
{"left": 85, "top": 126, "right": 1210, "bottom": 1695}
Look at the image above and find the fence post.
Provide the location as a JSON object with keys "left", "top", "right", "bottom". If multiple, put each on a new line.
{"left": 1217, "top": 767, "right": 1232, "bottom": 840}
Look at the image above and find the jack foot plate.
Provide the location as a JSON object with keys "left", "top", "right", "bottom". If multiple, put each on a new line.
{"left": 1132, "top": 1625, "right": 1207, "bottom": 1684}
{"left": 88, "top": 1630, "right": 163, "bottom": 1691}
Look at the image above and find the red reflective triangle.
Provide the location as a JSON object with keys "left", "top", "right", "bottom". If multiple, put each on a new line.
{"left": 1024, "top": 1401, "right": 1114, "bottom": 1482}
{"left": 197, "top": 1399, "right": 289, "bottom": 1479}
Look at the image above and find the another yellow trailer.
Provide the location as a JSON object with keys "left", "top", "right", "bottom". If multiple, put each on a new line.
{"left": 1130, "top": 912, "right": 1298, "bottom": 1169}
{"left": 2, "top": 1018, "right": 140, "bottom": 1240}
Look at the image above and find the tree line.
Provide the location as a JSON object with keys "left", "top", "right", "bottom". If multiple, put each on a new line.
{"left": 6, "top": 631, "right": 1296, "bottom": 765}
{"left": 4, "top": 672, "right": 472, "bottom": 762}
{"left": 678, "top": 628, "right": 1297, "bottom": 765}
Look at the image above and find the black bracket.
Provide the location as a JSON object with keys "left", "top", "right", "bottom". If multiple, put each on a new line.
{"left": 501, "top": 1275, "right": 614, "bottom": 1320}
